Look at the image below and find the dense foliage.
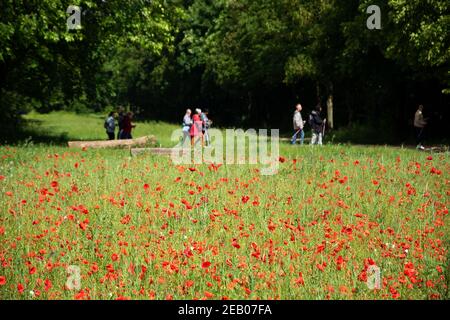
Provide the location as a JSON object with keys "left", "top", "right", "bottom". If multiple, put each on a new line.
{"left": 0, "top": 0, "right": 448, "bottom": 141}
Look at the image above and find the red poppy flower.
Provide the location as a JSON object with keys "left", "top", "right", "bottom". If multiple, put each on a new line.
{"left": 120, "top": 215, "right": 131, "bottom": 225}
{"left": 316, "top": 263, "right": 327, "bottom": 272}
{"left": 17, "top": 283, "right": 24, "bottom": 294}
{"left": 430, "top": 167, "right": 442, "bottom": 175}
{"left": 316, "top": 244, "right": 325, "bottom": 253}
{"left": 44, "top": 279, "right": 52, "bottom": 291}
{"left": 0, "top": 276, "right": 6, "bottom": 285}
{"left": 241, "top": 196, "right": 250, "bottom": 204}
{"left": 75, "top": 290, "right": 86, "bottom": 300}
{"left": 295, "top": 273, "right": 304, "bottom": 286}
{"left": 268, "top": 220, "right": 276, "bottom": 232}
{"left": 336, "top": 256, "right": 345, "bottom": 270}
{"left": 389, "top": 286, "right": 400, "bottom": 299}
{"left": 202, "top": 261, "right": 211, "bottom": 269}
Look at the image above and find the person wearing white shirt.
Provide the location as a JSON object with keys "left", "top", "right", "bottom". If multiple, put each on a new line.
{"left": 291, "top": 104, "right": 306, "bottom": 145}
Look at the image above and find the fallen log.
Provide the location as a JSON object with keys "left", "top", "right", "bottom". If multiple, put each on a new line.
{"left": 68, "top": 136, "right": 155, "bottom": 149}
{"left": 131, "top": 147, "right": 189, "bottom": 157}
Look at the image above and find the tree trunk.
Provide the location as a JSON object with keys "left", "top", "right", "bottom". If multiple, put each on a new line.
{"left": 68, "top": 135, "right": 155, "bottom": 149}
{"left": 326, "top": 83, "right": 334, "bottom": 129}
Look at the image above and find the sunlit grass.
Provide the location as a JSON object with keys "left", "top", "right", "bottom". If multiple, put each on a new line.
{"left": 23, "top": 111, "right": 180, "bottom": 147}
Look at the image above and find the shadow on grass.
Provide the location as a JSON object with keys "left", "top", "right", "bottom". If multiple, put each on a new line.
{"left": 0, "top": 119, "right": 69, "bottom": 146}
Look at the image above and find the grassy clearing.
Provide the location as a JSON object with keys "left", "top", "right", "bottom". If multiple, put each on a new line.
{"left": 23, "top": 111, "right": 179, "bottom": 147}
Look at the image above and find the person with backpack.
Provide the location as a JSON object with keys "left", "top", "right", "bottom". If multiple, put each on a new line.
{"left": 291, "top": 104, "right": 305, "bottom": 145}
{"left": 309, "top": 104, "right": 326, "bottom": 145}
{"left": 201, "top": 109, "right": 212, "bottom": 146}
{"left": 104, "top": 112, "right": 116, "bottom": 140}
{"left": 182, "top": 109, "right": 192, "bottom": 146}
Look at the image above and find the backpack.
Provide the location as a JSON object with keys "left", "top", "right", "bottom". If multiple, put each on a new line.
{"left": 104, "top": 119, "right": 108, "bottom": 129}
{"left": 118, "top": 114, "right": 124, "bottom": 129}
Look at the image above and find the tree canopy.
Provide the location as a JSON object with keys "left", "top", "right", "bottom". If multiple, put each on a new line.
{"left": 1, "top": 0, "right": 448, "bottom": 142}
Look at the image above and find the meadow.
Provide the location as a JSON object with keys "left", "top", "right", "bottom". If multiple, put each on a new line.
{"left": 0, "top": 112, "right": 448, "bottom": 300}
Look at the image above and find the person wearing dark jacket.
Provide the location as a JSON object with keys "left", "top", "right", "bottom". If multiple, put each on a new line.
{"left": 309, "top": 105, "right": 326, "bottom": 145}
{"left": 414, "top": 105, "right": 427, "bottom": 150}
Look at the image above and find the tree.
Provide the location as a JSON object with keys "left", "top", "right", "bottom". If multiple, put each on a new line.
{"left": 0, "top": 0, "right": 179, "bottom": 121}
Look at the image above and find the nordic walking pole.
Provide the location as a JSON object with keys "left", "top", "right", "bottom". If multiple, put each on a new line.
{"left": 292, "top": 129, "right": 301, "bottom": 144}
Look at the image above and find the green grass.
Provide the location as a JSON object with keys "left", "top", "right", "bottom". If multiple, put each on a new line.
{"left": 23, "top": 111, "right": 180, "bottom": 147}
{"left": 0, "top": 112, "right": 448, "bottom": 300}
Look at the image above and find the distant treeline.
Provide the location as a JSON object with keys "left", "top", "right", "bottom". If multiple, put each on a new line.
{"left": 0, "top": 0, "right": 448, "bottom": 143}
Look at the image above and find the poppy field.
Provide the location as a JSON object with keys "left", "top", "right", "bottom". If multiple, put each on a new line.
{"left": 0, "top": 140, "right": 449, "bottom": 300}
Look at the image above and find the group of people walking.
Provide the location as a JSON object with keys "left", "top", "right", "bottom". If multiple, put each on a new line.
{"left": 104, "top": 108, "right": 136, "bottom": 140}
{"left": 291, "top": 103, "right": 327, "bottom": 145}
{"left": 104, "top": 103, "right": 429, "bottom": 149}
{"left": 292, "top": 103, "right": 430, "bottom": 148}
{"left": 182, "top": 108, "right": 212, "bottom": 147}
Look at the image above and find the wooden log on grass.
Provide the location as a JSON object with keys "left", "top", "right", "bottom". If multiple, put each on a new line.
{"left": 68, "top": 136, "right": 155, "bottom": 149}
{"left": 131, "top": 147, "right": 189, "bottom": 157}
